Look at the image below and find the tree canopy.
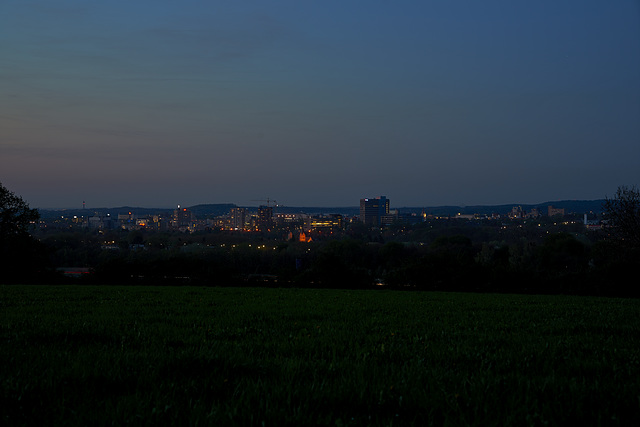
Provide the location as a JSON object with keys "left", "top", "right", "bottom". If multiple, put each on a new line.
{"left": 0, "top": 183, "right": 46, "bottom": 283}
{"left": 603, "top": 185, "right": 640, "bottom": 247}
{"left": 0, "top": 182, "right": 39, "bottom": 244}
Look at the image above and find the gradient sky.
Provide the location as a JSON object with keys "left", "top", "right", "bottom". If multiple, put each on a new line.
{"left": 2, "top": 1, "right": 639, "bottom": 209}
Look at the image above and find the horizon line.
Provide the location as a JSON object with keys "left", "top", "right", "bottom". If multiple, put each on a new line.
{"left": 35, "top": 198, "right": 607, "bottom": 211}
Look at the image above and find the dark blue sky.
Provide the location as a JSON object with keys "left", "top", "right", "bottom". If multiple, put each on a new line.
{"left": 2, "top": 1, "right": 639, "bottom": 208}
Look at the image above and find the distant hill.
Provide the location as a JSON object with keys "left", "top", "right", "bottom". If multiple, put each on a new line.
{"left": 265, "top": 206, "right": 361, "bottom": 216}
{"left": 187, "top": 204, "right": 237, "bottom": 217}
{"left": 263, "top": 200, "right": 607, "bottom": 217}
{"left": 38, "top": 206, "right": 173, "bottom": 219}
{"left": 398, "top": 200, "right": 607, "bottom": 216}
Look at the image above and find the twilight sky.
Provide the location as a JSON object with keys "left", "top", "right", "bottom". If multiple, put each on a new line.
{"left": 2, "top": 1, "right": 639, "bottom": 209}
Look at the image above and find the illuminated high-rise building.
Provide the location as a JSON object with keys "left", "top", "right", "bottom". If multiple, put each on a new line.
{"left": 230, "top": 207, "right": 247, "bottom": 230}
{"left": 257, "top": 205, "right": 273, "bottom": 231}
{"left": 173, "top": 206, "right": 195, "bottom": 229}
{"left": 359, "top": 196, "right": 390, "bottom": 226}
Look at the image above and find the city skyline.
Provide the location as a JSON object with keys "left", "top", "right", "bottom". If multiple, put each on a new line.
{"left": 2, "top": 1, "right": 639, "bottom": 209}
{"left": 35, "top": 196, "right": 606, "bottom": 218}
{"left": 8, "top": 191, "right": 620, "bottom": 211}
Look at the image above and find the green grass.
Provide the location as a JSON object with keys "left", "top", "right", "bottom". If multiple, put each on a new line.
{"left": 1, "top": 285, "right": 639, "bottom": 426}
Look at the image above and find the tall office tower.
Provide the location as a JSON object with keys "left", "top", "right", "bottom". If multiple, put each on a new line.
{"left": 257, "top": 205, "right": 274, "bottom": 231}
{"left": 173, "top": 206, "right": 195, "bottom": 229}
{"left": 359, "top": 196, "right": 390, "bottom": 226}
{"left": 230, "top": 207, "right": 246, "bottom": 230}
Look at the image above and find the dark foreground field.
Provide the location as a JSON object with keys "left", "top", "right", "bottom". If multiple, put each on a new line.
{"left": 1, "top": 286, "right": 639, "bottom": 426}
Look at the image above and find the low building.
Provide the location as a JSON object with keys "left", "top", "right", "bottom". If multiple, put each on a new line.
{"left": 548, "top": 206, "right": 565, "bottom": 217}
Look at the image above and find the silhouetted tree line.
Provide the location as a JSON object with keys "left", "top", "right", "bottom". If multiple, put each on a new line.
{"left": 28, "top": 229, "right": 636, "bottom": 297}
{"left": 0, "top": 182, "right": 52, "bottom": 283}
{"left": 2, "top": 183, "right": 639, "bottom": 296}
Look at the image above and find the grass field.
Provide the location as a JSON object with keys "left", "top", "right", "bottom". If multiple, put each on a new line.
{"left": 1, "top": 285, "right": 639, "bottom": 426}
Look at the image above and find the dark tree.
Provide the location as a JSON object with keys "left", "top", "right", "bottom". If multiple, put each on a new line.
{"left": 596, "top": 185, "right": 640, "bottom": 296}
{"left": 0, "top": 182, "right": 39, "bottom": 244}
{"left": 603, "top": 185, "right": 640, "bottom": 247}
{"left": 0, "top": 183, "right": 42, "bottom": 283}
